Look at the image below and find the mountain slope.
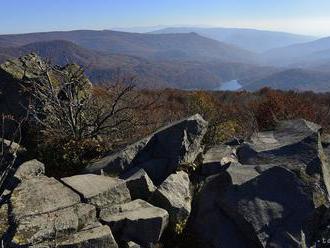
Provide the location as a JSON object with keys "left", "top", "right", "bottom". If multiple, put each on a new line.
{"left": 0, "top": 30, "right": 257, "bottom": 64}
{"left": 151, "top": 27, "right": 315, "bottom": 53}
{"left": 263, "top": 37, "right": 330, "bottom": 67}
{"left": 0, "top": 40, "right": 276, "bottom": 89}
{"left": 244, "top": 68, "right": 330, "bottom": 92}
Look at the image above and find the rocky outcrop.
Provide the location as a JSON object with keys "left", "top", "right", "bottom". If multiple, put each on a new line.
{"left": 3, "top": 118, "right": 330, "bottom": 248}
{"left": 0, "top": 173, "right": 117, "bottom": 247}
{"left": 189, "top": 164, "right": 323, "bottom": 247}
{"left": 100, "top": 199, "right": 169, "bottom": 246}
{"left": 151, "top": 171, "right": 192, "bottom": 226}
{"left": 188, "top": 119, "right": 330, "bottom": 248}
{"left": 61, "top": 174, "right": 131, "bottom": 209}
{"left": 85, "top": 114, "right": 208, "bottom": 185}
{"left": 237, "top": 119, "right": 330, "bottom": 195}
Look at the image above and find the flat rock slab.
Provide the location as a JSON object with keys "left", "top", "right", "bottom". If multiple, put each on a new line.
{"left": 61, "top": 174, "right": 131, "bottom": 209}
{"left": 237, "top": 119, "right": 321, "bottom": 166}
{"left": 151, "top": 171, "right": 192, "bottom": 225}
{"left": 32, "top": 225, "right": 118, "bottom": 248}
{"left": 203, "top": 145, "right": 235, "bottom": 164}
{"left": 11, "top": 176, "right": 80, "bottom": 220}
{"left": 100, "top": 199, "right": 169, "bottom": 245}
{"left": 121, "top": 168, "right": 156, "bottom": 200}
{"left": 56, "top": 225, "right": 118, "bottom": 248}
{"left": 201, "top": 145, "right": 237, "bottom": 176}
{"left": 226, "top": 163, "right": 260, "bottom": 185}
{"left": 12, "top": 203, "right": 98, "bottom": 246}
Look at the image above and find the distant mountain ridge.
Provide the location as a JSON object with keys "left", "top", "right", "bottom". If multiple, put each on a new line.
{"left": 0, "top": 30, "right": 257, "bottom": 64}
{"left": 263, "top": 37, "right": 330, "bottom": 70}
{"left": 0, "top": 29, "right": 330, "bottom": 92}
{"left": 0, "top": 39, "right": 276, "bottom": 89}
{"left": 150, "top": 27, "right": 316, "bottom": 53}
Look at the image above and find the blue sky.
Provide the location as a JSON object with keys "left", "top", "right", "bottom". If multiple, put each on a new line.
{"left": 1, "top": 0, "right": 330, "bottom": 36}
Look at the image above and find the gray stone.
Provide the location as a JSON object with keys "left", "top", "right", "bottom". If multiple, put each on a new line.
{"left": 11, "top": 176, "right": 81, "bottom": 220}
{"left": 84, "top": 137, "right": 151, "bottom": 176}
{"left": 61, "top": 174, "right": 131, "bottom": 209}
{"left": 86, "top": 114, "right": 208, "bottom": 185}
{"left": 226, "top": 162, "right": 260, "bottom": 185}
{"left": 12, "top": 203, "right": 98, "bottom": 246}
{"left": 56, "top": 225, "right": 118, "bottom": 248}
{"left": 201, "top": 145, "right": 237, "bottom": 176}
{"left": 100, "top": 199, "right": 169, "bottom": 246}
{"left": 151, "top": 171, "right": 192, "bottom": 225}
{"left": 121, "top": 168, "right": 156, "bottom": 200}
{"left": 14, "top": 159, "right": 45, "bottom": 181}
{"left": 189, "top": 165, "right": 322, "bottom": 248}
{"left": 32, "top": 225, "right": 118, "bottom": 248}
{"left": 237, "top": 119, "right": 330, "bottom": 194}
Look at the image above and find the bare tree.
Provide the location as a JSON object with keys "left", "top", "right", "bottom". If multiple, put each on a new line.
{"left": 23, "top": 63, "right": 153, "bottom": 145}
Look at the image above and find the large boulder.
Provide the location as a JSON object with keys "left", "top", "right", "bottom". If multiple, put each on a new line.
{"left": 100, "top": 199, "right": 169, "bottom": 246}
{"left": 237, "top": 119, "right": 330, "bottom": 194}
{"left": 85, "top": 114, "right": 208, "bottom": 185}
{"left": 189, "top": 164, "right": 325, "bottom": 248}
{"left": 151, "top": 171, "right": 192, "bottom": 226}
{"left": 61, "top": 174, "right": 131, "bottom": 209}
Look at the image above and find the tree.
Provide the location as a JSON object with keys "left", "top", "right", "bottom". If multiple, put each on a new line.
{"left": 24, "top": 63, "right": 156, "bottom": 175}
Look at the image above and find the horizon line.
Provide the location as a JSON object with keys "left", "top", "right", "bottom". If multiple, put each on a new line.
{"left": 0, "top": 25, "right": 324, "bottom": 38}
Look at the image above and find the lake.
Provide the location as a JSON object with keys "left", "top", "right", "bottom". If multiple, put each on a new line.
{"left": 214, "top": 80, "right": 242, "bottom": 91}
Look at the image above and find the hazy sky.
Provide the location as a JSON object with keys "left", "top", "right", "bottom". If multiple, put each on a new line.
{"left": 1, "top": 0, "right": 330, "bottom": 36}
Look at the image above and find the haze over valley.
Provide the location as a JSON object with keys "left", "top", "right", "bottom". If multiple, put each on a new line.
{"left": 1, "top": 27, "right": 330, "bottom": 92}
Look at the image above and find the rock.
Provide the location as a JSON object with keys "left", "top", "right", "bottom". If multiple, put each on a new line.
{"left": 121, "top": 168, "right": 156, "bottom": 200}
{"left": 226, "top": 162, "right": 260, "bottom": 185}
{"left": 237, "top": 119, "right": 330, "bottom": 194}
{"left": 100, "top": 199, "right": 169, "bottom": 246}
{"left": 151, "top": 171, "right": 192, "bottom": 225}
{"left": 85, "top": 137, "right": 152, "bottom": 176}
{"left": 12, "top": 203, "right": 98, "bottom": 246}
{"left": 61, "top": 174, "right": 131, "bottom": 209}
{"left": 86, "top": 114, "right": 208, "bottom": 185}
{"left": 201, "top": 145, "right": 237, "bottom": 176}
{"left": 56, "top": 225, "right": 118, "bottom": 248}
{"left": 4, "top": 175, "right": 113, "bottom": 247}
{"left": 11, "top": 176, "right": 80, "bottom": 220}
{"left": 189, "top": 165, "right": 324, "bottom": 248}
{"left": 14, "top": 159, "right": 45, "bottom": 181}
